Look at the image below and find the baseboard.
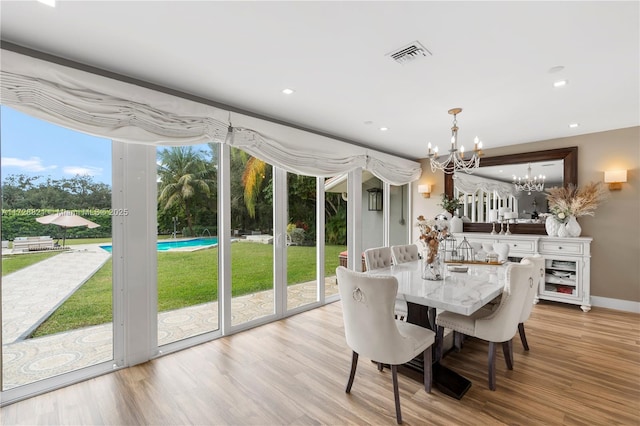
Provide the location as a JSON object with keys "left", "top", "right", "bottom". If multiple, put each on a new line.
{"left": 591, "top": 296, "right": 640, "bottom": 313}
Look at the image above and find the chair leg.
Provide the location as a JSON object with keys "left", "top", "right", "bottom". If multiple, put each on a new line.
{"left": 423, "top": 347, "right": 432, "bottom": 393}
{"left": 435, "top": 326, "right": 444, "bottom": 361}
{"left": 453, "top": 331, "right": 463, "bottom": 352}
{"left": 488, "top": 342, "right": 497, "bottom": 391}
{"left": 518, "top": 322, "right": 530, "bottom": 351}
{"left": 378, "top": 362, "right": 384, "bottom": 371}
{"left": 346, "top": 351, "right": 359, "bottom": 393}
{"left": 502, "top": 340, "right": 513, "bottom": 370}
{"left": 391, "top": 365, "right": 402, "bottom": 424}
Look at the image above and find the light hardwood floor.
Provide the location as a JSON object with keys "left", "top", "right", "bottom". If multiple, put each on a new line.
{"left": 1, "top": 300, "right": 639, "bottom": 425}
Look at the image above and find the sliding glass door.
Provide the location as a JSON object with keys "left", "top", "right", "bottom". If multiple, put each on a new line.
{"left": 1, "top": 106, "right": 117, "bottom": 396}
{"left": 156, "top": 143, "right": 219, "bottom": 347}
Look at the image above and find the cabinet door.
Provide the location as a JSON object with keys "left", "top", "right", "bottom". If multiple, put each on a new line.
{"left": 541, "top": 257, "right": 583, "bottom": 300}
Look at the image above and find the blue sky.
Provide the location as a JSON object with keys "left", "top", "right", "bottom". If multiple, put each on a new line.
{"left": 1, "top": 106, "right": 112, "bottom": 185}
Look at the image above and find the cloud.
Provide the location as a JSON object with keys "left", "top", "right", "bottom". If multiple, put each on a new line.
{"left": 63, "top": 166, "right": 103, "bottom": 176}
{"left": 1, "top": 156, "right": 57, "bottom": 172}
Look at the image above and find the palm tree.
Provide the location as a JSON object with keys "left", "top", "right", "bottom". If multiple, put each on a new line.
{"left": 230, "top": 148, "right": 268, "bottom": 219}
{"left": 157, "top": 147, "right": 213, "bottom": 236}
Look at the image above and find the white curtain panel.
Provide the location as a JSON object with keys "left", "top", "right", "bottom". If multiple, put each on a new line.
{"left": 1, "top": 49, "right": 421, "bottom": 184}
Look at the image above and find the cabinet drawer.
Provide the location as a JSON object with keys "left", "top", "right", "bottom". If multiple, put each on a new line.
{"left": 540, "top": 241, "right": 583, "bottom": 255}
{"left": 501, "top": 240, "right": 535, "bottom": 254}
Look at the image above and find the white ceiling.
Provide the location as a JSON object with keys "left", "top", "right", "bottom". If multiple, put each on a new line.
{"left": 1, "top": 1, "right": 638, "bottom": 160}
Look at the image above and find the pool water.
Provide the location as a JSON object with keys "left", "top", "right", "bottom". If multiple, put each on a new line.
{"left": 100, "top": 237, "right": 218, "bottom": 253}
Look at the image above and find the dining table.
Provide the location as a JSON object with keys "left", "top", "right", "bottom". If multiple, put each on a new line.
{"left": 366, "top": 259, "right": 508, "bottom": 399}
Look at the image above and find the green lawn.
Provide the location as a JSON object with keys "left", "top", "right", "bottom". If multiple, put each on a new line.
{"left": 28, "top": 242, "right": 345, "bottom": 337}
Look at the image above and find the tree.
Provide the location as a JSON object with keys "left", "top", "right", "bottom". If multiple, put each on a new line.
{"left": 157, "top": 146, "right": 214, "bottom": 237}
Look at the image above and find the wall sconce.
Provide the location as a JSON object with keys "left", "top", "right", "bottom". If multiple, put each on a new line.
{"left": 604, "top": 170, "right": 627, "bottom": 190}
{"left": 418, "top": 184, "right": 432, "bottom": 198}
{"left": 367, "top": 188, "right": 383, "bottom": 211}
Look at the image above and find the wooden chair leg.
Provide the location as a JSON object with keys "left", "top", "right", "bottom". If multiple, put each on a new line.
{"left": 518, "top": 322, "right": 530, "bottom": 351}
{"left": 488, "top": 342, "right": 497, "bottom": 391}
{"left": 435, "top": 326, "right": 444, "bottom": 361}
{"left": 346, "top": 351, "right": 359, "bottom": 393}
{"left": 454, "top": 331, "right": 463, "bottom": 352}
{"left": 391, "top": 365, "right": 402, "bottom": 424}
{"left": 502, "top": 340, "right": 513, "bottom": 370}
{"left": 423, "top": 347, "right": 432, "bottom": 393}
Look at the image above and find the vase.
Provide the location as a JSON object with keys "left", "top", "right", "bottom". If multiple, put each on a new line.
{"left": 422, "top": 253, "right": 442, "bottom": 281}
{"left": 564, "top": 216, "right": 582, "bottom": 237}
{"left": 545, "top": 216, "right": 561, "bottom": 237}
{"left": 449, "top": 216, "right": 463, "bottom": 233}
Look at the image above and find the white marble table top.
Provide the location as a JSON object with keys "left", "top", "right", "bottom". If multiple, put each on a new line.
{"left": 366, "top": 260, "right": 507, "bottom": 316}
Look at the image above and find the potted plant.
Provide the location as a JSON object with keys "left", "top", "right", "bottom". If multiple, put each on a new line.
{"left": 438, "top": 193, "right": 463, "bottom": 220}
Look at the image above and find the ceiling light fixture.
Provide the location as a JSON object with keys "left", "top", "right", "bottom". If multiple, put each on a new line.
{"left": 568, "top": 123, "right": 579, "bottom": 128}
{"left": 513, "top": 163, "right": 545, "bottom": 195}
{"left": 282, "top": 88, "right": 295, "bottom": 95}
{"left": 379, "top": 127, "right": 388, "bottom": 131}
{"left": 426, "top": 108, "right": 483, "bottom": 175}
{"left": 553, "top": 80, "right": 568, "bottom": 88}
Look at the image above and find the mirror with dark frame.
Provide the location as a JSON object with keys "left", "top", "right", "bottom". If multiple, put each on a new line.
{"left": 444, "top": 147, "right": 578, "bottom": 234}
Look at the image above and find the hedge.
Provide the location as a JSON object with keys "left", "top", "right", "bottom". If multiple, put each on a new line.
{"left": 1, "top": 209, "right": 113, "bottom": 241}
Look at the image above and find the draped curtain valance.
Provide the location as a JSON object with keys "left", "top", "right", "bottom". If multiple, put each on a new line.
{"left": 453, "top": 172, "right": 516, "bottom": 198}
{"left": 0, "top": 49, "right": 421, "bottom": 184}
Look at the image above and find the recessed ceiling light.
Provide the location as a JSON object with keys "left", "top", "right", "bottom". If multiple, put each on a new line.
{"left": 379, "top": 127, "right": 388, "bottom": 131}
{"left": 282, "top": 88, "right": 295, "bottom": 95}
{"left": 553, "top": 80, "right": 568, "bottom": 88}
{"left": 568, "top": 123, "right": 579, "bottom": 128}
{"left": 37, "top": 0, "right": 56, "bottom": 6}
{"left": 548, "top": 65, "right": 565, "bottom": 74}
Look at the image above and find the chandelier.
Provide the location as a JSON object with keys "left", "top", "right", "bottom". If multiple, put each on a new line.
{"left": 513, "top": 163, "right": 545, "bottom": 195}
{"left": 427, "top": 108, "right": 483, "bottom": 175}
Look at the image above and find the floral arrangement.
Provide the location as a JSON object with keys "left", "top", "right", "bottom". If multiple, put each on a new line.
{"left": 545, "top": 182, "right": 608, "bottom": 223}
{"left": 416, "top": 215, "right": 449, "bottom": 263}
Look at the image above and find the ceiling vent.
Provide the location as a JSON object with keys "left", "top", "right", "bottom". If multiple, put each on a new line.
{"left": 387, "top": 41, "right": 432, "bottom": 64}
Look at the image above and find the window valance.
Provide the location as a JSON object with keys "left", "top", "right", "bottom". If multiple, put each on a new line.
{"left": 1, "top": 49, "right": 421, "bottom": 184}
{"left": 453, "top": 172, "right": 516, "bottom": 198}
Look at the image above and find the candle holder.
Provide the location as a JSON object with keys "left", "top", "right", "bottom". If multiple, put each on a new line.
{"left": 498, "top": 216, "right": 505, "bottom": 235}
{"left": 505, "top": 219, "right": 512, "bottom": 235}
{"left": 490, "top": 221, "right": 497, "bottom": 235}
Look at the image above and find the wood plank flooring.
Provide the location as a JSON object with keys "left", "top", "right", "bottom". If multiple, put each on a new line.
{"left": 1, "top": 301, "right": 639, "bottom": 425}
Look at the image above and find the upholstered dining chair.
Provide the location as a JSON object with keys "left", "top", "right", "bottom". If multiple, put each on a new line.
{"left": 390, "top": 244, "right": 420, "bottom": 265}
{"left": 435, "top": 260, "right": 534, "bottom": 390}
{"left": 336, "top": 266, "right": 434, "bottom": 424}
{"left": 518, "top": 255, "right": 545, "bottom": 350}
{"left": 364, "top": 246, "right": 393, "bottom": 270}
{"left": 364, "top": 246, "right": 408, "bottom": 321}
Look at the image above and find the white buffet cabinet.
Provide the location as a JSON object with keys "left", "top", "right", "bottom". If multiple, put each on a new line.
{"left": 452, "top": 233, "right": 593, "bottom": 312}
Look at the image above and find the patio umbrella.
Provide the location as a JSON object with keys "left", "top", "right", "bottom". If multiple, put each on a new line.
{"left": 35, "top": 211, "right": 100, "bottom": 247}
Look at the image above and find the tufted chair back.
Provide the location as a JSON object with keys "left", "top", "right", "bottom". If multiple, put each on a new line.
{"left": 390, "top": 244, "right": 420, "bottom": 264}
{"left": 364, "top": 246, "right": 393, "bottom": 270}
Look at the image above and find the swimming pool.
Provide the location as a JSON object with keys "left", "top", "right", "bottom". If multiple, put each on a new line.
{"left": 100, "top": 237, "right": 218, "bottom": 253}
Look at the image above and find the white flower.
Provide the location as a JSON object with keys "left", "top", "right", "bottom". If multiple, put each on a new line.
{"left": 557, "top": 212, "right": 566, "bottom": 219}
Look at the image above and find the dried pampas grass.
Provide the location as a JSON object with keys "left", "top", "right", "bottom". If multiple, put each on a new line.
{"left": 546, "top": 182, "right": 608, "bottom": 218}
